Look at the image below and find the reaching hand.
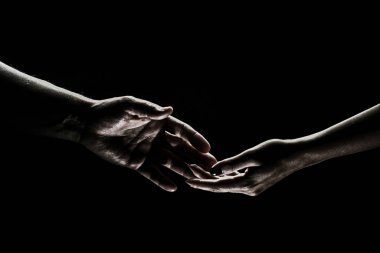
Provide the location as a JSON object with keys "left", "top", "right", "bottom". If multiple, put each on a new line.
{"left": 3, "top": 61, "right": 380, "bottom": 196}
{"left": 187, "top": 139, "right": 308, "bottom": 196}
{"left": 187, "top": 103, "right": 380, "bottom": 196}
{"left": 80, "top": 96, "right": 216, "bottom": 192}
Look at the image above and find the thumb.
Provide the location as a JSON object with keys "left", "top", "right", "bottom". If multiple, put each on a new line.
{"left": 146, "top": 106, "right": 173, "bottom": 120}
{"left": 210, "top": 151, "right": 260, "bottom": 176}
{"left": 130, "top": 105, "right": 173, "bottom": 120}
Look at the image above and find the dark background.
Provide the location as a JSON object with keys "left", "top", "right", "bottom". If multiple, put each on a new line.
{"left": 2, "top": 12, "right": 379, "bottom": 244}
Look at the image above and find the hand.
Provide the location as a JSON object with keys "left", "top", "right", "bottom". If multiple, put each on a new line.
{"left": 79, "top": 96, "right": 216, "bottom": 192}
{"left": 187, "top": 102, "right": 380, "bottom": 196}
{"left": 187, "top": 139, "right": 310, "bottom": 196}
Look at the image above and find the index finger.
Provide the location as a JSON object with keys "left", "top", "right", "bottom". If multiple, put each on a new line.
{"left": 166, "top": 116, "right": 211, "bottom": 153}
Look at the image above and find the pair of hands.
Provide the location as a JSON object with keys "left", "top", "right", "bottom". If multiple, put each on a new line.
{"left": 80, "top": 96, "right": 306, "bottom": 196}
{"left": 3, "top": 60, "right": 378, "bottom": 197}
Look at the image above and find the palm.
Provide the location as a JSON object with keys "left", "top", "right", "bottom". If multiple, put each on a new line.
{"left": 187, "top": 139, "right": 307, "bottom": 196}
{"left": 80, "top": 96, "right": 168, "bottom": 170}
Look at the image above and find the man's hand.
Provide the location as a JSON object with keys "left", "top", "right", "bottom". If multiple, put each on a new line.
{"left": 80, "top": 96, "right": 216, "bottom": 192}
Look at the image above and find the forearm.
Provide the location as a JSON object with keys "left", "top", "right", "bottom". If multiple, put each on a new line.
{"left": 0, "top": 61, "right": 95, "bottom": 142}
{"left": 297, "top": 103, "right": 380, "bottom": 166}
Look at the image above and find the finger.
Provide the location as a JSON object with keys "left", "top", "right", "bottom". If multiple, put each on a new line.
{"left": 138, "top": 164, "right": 177, "bottom": 192}
{"left": 210, "top": 151, "right": 260, "bottom": 176}
{"left": 166, "top": 116, "right": 211, "bottom": 153}
{"left": 124, "top": 96, "right": 173, "bottom": 120}
{"left": 125, "top": 121, "right": 165, "bottom": 169}
{"left": 126, "top": 138, "right": 153, "bottom": 170}
{"left": 165, "top": 132, "right": 217, "bottom": 167}
{"left": 188, "top": 164, "right": 218, "bottom": 180}
{"left": 150, "top": 147, "right": 195, "bottom": 179}
{"left": 186, "top": 175, "right": 246, "bottom": 193}
{"left": 132, "top": 120, "right": 165, "bottom": 149}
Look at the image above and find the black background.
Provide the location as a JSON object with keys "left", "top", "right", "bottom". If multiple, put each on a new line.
{"left": 2, "top": 12, "right": 379, "bottom": 244}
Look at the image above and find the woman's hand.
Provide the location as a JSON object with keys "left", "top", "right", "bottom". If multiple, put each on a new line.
{"left": 187, "top": 139, "right": 310, "bottom": 196}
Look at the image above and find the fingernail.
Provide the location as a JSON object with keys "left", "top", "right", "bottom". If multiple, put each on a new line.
{"left": 161, "top": 106, "right": 173, "bottom": 113}
{"left": 168, "top": 186, "right": 177, "bottom": 192}
{"left": 210, "top": 167, "right": 222, "bottom": 176}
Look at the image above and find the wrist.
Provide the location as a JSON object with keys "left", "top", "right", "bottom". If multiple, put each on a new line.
{"left": 290, "top": 135, "right": 327, "bottom": 168}
{"left": 35, "top": 97, "right": 97, "bottom": 143}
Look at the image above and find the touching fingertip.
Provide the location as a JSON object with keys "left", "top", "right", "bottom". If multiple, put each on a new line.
{"left": 192, "top": 134, "right": 211, "bottom": 153}
{"left": 210, "top": 167, "right": 223, "bottom": 176}
{"left": 209, "top": 154, "right": 218, "bottom": 165}
{"left": 200, "top": 142, "right": 211, "bottom": 153}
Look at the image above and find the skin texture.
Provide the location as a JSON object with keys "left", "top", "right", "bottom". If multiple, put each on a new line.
{"left": 0, "top": 61, "right": 216, "bottom": 192}
{"left": 79, "top": 96, "right": 217, "bottom": 191}
{"left": 187, "top": 104, "right": 380, "bottom": 196}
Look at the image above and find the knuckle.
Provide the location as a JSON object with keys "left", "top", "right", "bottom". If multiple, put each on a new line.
{"left": 177, "top": 123, "right": 186, "bottom": 136}
{"left": 125, "top": 95, "right": 135, "bottom": 100}
{"left": 121, "top": 96, "right": 135, "bottom": 104}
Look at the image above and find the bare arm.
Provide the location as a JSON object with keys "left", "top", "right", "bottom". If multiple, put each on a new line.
{"left": 301, "top": 103, "right": 380, "bottom": 165}
{"left": 0, "top": 61, "right": 95, "bottom": 141}
{"left": 187, "top": 104, "right": 380, "bottom": 196}
{"left": 1, "top": 61, "right": 216, "bottom": 191}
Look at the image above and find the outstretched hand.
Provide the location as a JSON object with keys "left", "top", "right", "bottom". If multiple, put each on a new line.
{"left": 187, "top": 139, "right": 309, "bottom": 196}
{"left": 80, "top": 96, "right": 216, "bottom": 192}
{"left": 4, "top": 60, "right": 378, "bottom": 196}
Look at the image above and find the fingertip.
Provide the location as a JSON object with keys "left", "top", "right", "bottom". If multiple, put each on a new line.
{"left": 211, "top": 160, "right": 222, "bottom": 168}
{"left": 208, "top": 153, "right": 218, "bottom": 165}
{"left": 168, "top": 185, "right": 178, "bottom": 192}
{"left": 211, "top": 155, "right": 248, "bottom": 175}
{"left": 210, "top": 160, "right": 232, "bottom": 176}
{"left": 210, "top": 167, "right": 223, "bottom": 176}
{"left": 162, "top": 183, "right": 177, "bottom": 192}
{"left": 150, "top": 107, "right": 173, "bottom": 120}
{"left": 195, "top": 135, "right": 211, "bottom": 153}
{"left": 200, "top": 144, "right": 211, "bottom": 153}
{"left": 187, "top": 132, "right": 211, "bottom": 153}
{"left": 197, "top": 153, "right": 217, "bottom": 168}
{"left": 162, "top": 106, "right": 173, "bottom": 114}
